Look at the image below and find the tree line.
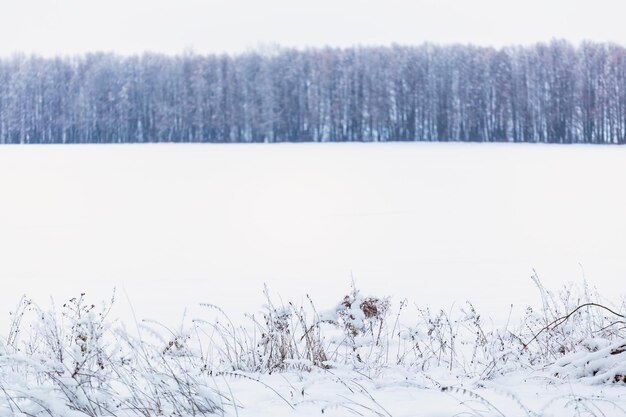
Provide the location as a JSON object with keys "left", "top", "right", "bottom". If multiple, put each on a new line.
{"left": 0, "top": 40, "right": 624, "bottom": 144}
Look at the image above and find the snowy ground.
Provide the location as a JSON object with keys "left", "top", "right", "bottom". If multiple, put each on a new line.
{"left": 228, "top": 369, "right": 626, "bottom": 417}
{"left": 0, "top": 143, "right": 625, "bottom": 323}
{"left": 1, "top": 142, "right": 626, "bottom": 416}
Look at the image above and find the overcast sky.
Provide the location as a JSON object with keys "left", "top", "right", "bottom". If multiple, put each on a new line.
{"left": 1, "top": 0, "right": 624, "bottom": 56}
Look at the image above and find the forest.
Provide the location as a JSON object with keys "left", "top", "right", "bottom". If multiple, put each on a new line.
{"left": 0, "top": 40, "right": 624, "bottom": 144}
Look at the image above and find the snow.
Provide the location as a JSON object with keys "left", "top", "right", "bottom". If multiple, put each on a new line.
{"left": 2, "top": 142, "right": 626, "bottom": 415}
{"left": 221, "top": 368, "right": 626, "bottom": 417}
{"left": 0, "top": 142, "right": 625, "bottom": 327}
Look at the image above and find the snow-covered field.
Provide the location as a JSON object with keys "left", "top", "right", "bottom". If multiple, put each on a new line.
{"left": 1, "top": 142, "right": 626, "bottom": 416}
{"left": 1, "top": 143, "right": 625, "bottom": 322}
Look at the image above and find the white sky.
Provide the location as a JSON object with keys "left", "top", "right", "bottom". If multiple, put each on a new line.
{"left": 0, "top": 0, "right": 625, "bottom": 56}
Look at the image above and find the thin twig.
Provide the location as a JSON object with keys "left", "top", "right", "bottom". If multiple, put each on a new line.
{"left": 523, "top": 302, "right": 624, "bottom": 350}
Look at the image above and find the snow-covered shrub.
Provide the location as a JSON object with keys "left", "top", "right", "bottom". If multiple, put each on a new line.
{"left": 551, "top": 338, "right": 626, "bottom": 384}
{"left": 318, "top": 284, "right": 391, "bottom": 367}
{"left": 0, "top": 292, "right": 226, "bottom": 417}
{"left": 519, "top": 272, "right": 626, "bottom": 366}
{"left": 195, "top": 287, "right": 329, "bottom": 373}
{"left": 2, "top": 273, "right": 625, "bottom": 417}
{"left": 190, "top": 277, "right": 626, "bottom": 380}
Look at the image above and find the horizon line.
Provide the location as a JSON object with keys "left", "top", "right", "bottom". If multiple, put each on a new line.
{"left": 1, "top": 38, "right": 625, "bottom": 60}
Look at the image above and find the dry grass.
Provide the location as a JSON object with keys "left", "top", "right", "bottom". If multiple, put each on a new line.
{"left": 0, "top": 273, "right": 625, "bottom": 416}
